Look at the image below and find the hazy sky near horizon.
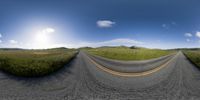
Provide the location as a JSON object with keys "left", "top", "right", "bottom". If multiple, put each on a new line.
{"left": 0, "top": 0, "right": 200, "bottom": 49}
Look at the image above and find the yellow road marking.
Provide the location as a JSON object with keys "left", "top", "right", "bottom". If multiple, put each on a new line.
{"left": 86, "top": 54, "right": 176, "bottom": 77}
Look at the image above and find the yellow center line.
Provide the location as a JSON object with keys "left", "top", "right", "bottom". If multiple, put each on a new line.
{"left": 86, "top": 54, "right": 177, "bottom": 77}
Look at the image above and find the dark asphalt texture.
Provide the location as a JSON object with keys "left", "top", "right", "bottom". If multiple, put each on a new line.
{"left": 88, "top": 53, "right": 175, "bottom": 73}
{"left": 0, "top": 51, "right": 200, "bottom": 100}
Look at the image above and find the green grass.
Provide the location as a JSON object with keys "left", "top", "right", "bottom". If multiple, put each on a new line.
{"left": 86, "top": 47, "right": 175, "bottom": 61}
{"left": 184, "top": 50, "right": 200, "bottom": 67}
{"left": 0, "top": 49, "right": 77, "bottom": 77}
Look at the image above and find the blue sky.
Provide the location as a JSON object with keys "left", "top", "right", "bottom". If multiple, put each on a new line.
{"left": 0, "top": 0, "right": 200, "bottom": 49}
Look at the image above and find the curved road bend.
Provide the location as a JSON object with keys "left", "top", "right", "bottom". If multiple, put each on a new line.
{"left": 0, "top": 51, "right": 200, "bottom": 100}
{"left": 87, "top": 52, "right": 175, "bottom": 73}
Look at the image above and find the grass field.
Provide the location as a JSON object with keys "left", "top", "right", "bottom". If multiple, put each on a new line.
{"left": 86, "top": 46, "right": 175, "bottom": 61}
{"left": 0, "top": 48, "right": 77, "bottom": 77}
{"left": 184, "top": 51, "right": 200, "bottom": 68}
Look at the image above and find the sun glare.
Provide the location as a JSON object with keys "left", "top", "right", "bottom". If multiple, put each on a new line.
{"left": 34, "top": 27, "right": 55, "bottom": 48}
{"left": 35, "top": 33, "right": 48, "bottom": 43}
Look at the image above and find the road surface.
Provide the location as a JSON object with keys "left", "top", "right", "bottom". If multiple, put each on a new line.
{"left": 0, "top": 51, "right": 200, "bottom": 100}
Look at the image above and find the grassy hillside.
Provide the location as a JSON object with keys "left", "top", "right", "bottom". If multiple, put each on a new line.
{"left": 86, "top": 46, "right": 175, "bottom": 61}
{"left": 184, "top": 51, "right": 200, "bottom": 68}
{"left": 0, "top": 49, "right": 77, "bottom": 77}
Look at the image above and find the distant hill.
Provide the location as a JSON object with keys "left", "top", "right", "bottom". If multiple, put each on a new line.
{"left": 47, "top": 47, "right": 69, "bottom": 50}
{"left": 96, "top": 45, "right": 146, "bottom": 49}
{"left": 1, "top": 46, "right": 199, "bottom": 51}
{"left": 78, "top": 45, "right": 147, "bottom": 50}
{"left": 78, "top": 47, "right": 94, "bottom": 50}
{"left": 169, "top": 48, "right": 200, "bottom": 51}
{"left": 0, "top": 48, "right": 24, "bottom": 50}
{"left": 0, "top": 47, "right": 70, "bottom": 51}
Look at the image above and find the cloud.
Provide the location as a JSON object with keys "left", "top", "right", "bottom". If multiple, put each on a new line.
{"left": 98, "top": 38, "right": 143, "bottom": 46}
{"left": 9, "top": 40, "right": 18, "bottom": 44}
{"left": 171, "top": 22, "right": 176, "bottom": 25}
{"left": 78, "top": 38, "right": 144, "bottom": 48}
{"left": 162, "top": 24, "right": 166, "bottom": 28}
{"left": 34, "top": 38, "right": 143, "bottom": 49}
{"left": 162, "top": 24, "right": 169, "bottom": 29}
{"left": 186, "top": 39, "right": 191, "bottom": 42}
{"left": 97, "top": 20, "right": 115, "bottom": 28}
{"left": 162, "top": 22, "right": 176, "bottom": 29}
{"left": 185, "top": 33, "right": 193, "bottom": 37}
{"left": 0, "top": 40, "right": 2, "bottom": 43}
{"left": 196, "top": 31, "right": 200, "bottom": 38}
{"left": 40, "top": 27, "right": 55, "bottom": 34}
{"left": 1, "top": 38, "right": 143, "bottom": 49}
{"left": 0, "top": 33, "right": 2, "bottom": 38}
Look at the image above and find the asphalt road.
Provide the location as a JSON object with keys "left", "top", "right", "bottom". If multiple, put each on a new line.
{"left": 0, "top": 51, "right": 200, "bottom": 100}
{"left": 88, "top": 52, "right": 175, "bottom": 73}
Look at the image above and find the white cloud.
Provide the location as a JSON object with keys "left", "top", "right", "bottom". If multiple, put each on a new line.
{"left": 9, "top": 40, "right": 18, "bottom": 44}
{"left": 0, "top": 40, "right": 2, "bottom": 43}
{"left": 162, "top": 24, "right": 170, "bottom": 29}
{"left": 196, "top": 31, "right": 200, "bottom": 38}
{"left": 186, "top": 39, "right": 191, "bottom": 42}
{"left": 162, "top": 22, "right": 177, "bottom": 29}
{"left": 185, "top": 33, "right": 192, "bottom": 37}
{"left": 162, "top": 24, "right": 167, "bottom": 28}
{"left": 171, "top": 22, "right": 176, "bottom": 25}
{"left": 0, "top": 33, "right": 2, "bottom": 38}
{"left": 44, "top": 39, "right": 143, "bottom": 49}
{"left": 98, "top": 38, "right": 143, "bottom": 46}
{"left": 97, "top": 20, "right": 115, "bottom": 28}
{"left": 78, "top": 38, "right": 143, "bottom": 48}
{"left": 162, "top": 24, "right": 168, "bottom": 28}
{"left": 40, "top": 27, "right": 55, "bottom": 34}
{"left": 1, "top": 38, "right": 143, "bottom": 49}
{"left": 30, "top": 38, "right": 143, "bottom": 49}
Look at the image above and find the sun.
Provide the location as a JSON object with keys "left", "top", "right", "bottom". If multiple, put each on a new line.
{"left": 34, "top": 27, "right": 55, "bottom": 48}
{"left": 35, "top": 33, "right": 48, "bottom": 43}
